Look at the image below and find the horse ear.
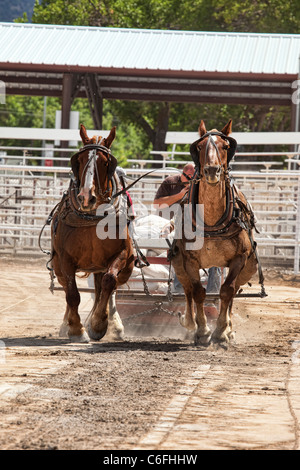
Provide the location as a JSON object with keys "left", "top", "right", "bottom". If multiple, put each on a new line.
{"left": 221, "top": 119, "right": 232, "bottom": 136}
{"left": 104, "top": 126, "right": 116, "bottom": 148}
{"left": 80, "top": 124, "right": 89, "bottom": 145}
{"left": 199, "top": 120, "right": 207, "bottom": 137}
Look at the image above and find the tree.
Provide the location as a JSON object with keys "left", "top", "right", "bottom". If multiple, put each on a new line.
{"left": 11, "top": 0, "right": 300, "bottom": 160}
{"left": 30, "top": 0, "right": 220, "bottom": 155}
{"left": 212, "top": 0, "right": 300, "bottom": 34}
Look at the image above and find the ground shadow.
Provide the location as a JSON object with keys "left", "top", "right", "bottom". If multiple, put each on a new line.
{"left": 0, "top": 334, "right": 203, "bottom": 353}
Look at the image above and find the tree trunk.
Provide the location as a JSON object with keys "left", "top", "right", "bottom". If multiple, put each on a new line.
{"left": 136, "top": 102, "right": 170, "bottom": 153}
{"left": 153, "top": 102, "right": 170, "bottom": 152}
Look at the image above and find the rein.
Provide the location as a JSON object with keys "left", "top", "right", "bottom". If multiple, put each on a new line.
{"left": 73, "top": 143, "right": 165, "bottom": 201}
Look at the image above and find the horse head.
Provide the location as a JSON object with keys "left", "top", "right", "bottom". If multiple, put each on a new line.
{"left": 190, "top": 120, "right": 237, "bottom": 185}
{"left": 71, "top": 124, "right": 117, "bottom": 211}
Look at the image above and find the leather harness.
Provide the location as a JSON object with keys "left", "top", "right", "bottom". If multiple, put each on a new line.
{"left": 168, "top": 130, "right": 267, "bottom": 296}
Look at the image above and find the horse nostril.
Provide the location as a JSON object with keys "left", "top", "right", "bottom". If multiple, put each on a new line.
{"left": 90, "top": 195, "right": 97, "bottom": 206}
{"left": 204, "top": 165, "right": 221, "bottom": 183}
{"left": 78, "top": 191, "right": 96, "bottom": 209}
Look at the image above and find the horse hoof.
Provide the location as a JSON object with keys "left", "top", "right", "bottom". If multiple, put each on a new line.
{"left": 69, "top": 330, "right": 90, "bottom": 343}
{"left": 194, "top": 328, "right": 211, "bottom": 346}
{"left": 178, "top": 312, "right": 196, "bottom": 331}
{"left": 211, "top": 328, "right": 234, "bottom": 344}
{"left": 107, "top": 325, "right": 125, "bottom": 341}
{"left": 107, "top": 315, "right": 125, "bottom": 341}
{"left": 228, "top": 330, "right": 235, "bottom": 341}
{"left": 87, "top": 323, "right": 107, "bottom": 341}
{"left": 59, "top": 322, "right": 68, "bottom": 337}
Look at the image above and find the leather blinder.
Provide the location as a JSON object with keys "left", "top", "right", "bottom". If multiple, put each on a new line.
{"left": 190, "top": 131, "right": 237, "bottom": 171}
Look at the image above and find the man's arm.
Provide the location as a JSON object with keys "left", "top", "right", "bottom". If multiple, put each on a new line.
{"left": 153, "top": 186, "right": 189, "bottom": 207}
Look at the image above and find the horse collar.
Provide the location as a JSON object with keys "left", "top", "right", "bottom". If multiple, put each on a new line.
{"left": 189, "top": 178, "right": 242, "bottom": 239}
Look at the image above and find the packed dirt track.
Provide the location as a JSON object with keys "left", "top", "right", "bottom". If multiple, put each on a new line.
{"left": 0, "top": 255, "right": 300, "bottom": 451}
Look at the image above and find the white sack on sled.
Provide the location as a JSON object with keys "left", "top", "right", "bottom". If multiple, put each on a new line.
{"left": 133, "top": 214, "right": 174, "bottom": 255}
{"left": 129, "top": 215, "right": 173, "bottom": 293}
{"left": 88, "top": 215, "right": 174, "bottom": 295}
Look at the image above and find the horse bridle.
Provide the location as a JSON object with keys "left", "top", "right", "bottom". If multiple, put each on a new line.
{"left": 190, "top": 131, "right": 237, "bottom": 176}
{"left": 71, "top": 143, "right": 117, "bottom": 202}
{"left": 182, "top": 171, "right": 193, "bottom": 181}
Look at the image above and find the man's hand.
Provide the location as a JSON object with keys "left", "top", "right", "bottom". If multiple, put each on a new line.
{"left": 153, "top": 184, "right": 189, "bottom": 208}
{"left": 179, "top": 186, "right": 189, "bottom": 198}
{"left": 160, "top": 220, "right": 175, "bottom": 237}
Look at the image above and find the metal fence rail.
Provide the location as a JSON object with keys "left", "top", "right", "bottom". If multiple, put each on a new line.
{"left": 1, "top": 163, "right": 300, "bottom": 273}
{"left": 1, "top": 127, "right": 299, "bottom": 272}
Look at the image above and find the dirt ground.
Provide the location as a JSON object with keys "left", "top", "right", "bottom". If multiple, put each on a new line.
{"left": 0, "top": 255, "right": 300, "bottom": 451}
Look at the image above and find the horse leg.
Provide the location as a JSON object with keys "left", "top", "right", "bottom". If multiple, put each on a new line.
{"left": 105, "top": 263, "right": 134, "bottom": 341}
{"left": 52, "top": 253, "right": 89, "bottom": 343}
{"left": 57, "top": 273, "right": 89, "bottom": 343}
{"left": 212, "top": 253, "right": 247, "bottom": 343}
{"left": 178, "top": 286, "right": 196, "bottom": 331}
{"left": 176, "top": 257, "right": 211, "bottom": 344}
{"left": 193, "top": 278, "right": 211, "bottom": 346}
{"left": 170, "top": 263, "right": 196, "bottom": 330}
{"left": 59, "top": 304, "right": 70, "bottom": 338}
{"left": 107, "top": 292, "right": 124, "bottom": 341}
{"left": 87, "top": 255, "right": 130, "bottom": 341}
{"left": 89, "top": 273, "right": 124, "bottom": 341}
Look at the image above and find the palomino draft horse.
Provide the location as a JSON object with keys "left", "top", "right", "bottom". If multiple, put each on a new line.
{"left": 171, "top": 120, "right": 261, "bottom": 345}
{"left": 50, "top": 125, "right": 134, "bottom": 343}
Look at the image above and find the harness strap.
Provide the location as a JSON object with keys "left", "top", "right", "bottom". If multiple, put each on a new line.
{"left": 74, "top": 143, "right": 113, "bottom": 157}
{"left": 38, "top": 192, "right": 68, "bottom": 255}
{"left": 245, "top": 227, "right": 267, "bottom": 297}
{"left": 111, "top": 169, "right": 158, "bottom": 199}
{"left": 189, "top": 178, "right": 238, "bottom": 238}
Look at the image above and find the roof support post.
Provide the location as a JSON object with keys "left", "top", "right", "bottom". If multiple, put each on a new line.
{"left": 58, "top": 73, "right": 74, "bottom": 166}
{"left": 61, "top": 73, "right": 73, "bottom": 129}
{"left": 61, "top": 72, "right": 84, "bottom": 126}
{"left": 59, "top": 73, "right": 84, "bottom": 165}
{"left": 84, "top": 74, "right": 103, "bottom": 129}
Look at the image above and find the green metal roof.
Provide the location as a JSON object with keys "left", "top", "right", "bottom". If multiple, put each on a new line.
{"left": 0, "top": 22, "right": 299, "bottom": 76}
{"left": 1, "top": 23, "right": 299, "bottom": 105}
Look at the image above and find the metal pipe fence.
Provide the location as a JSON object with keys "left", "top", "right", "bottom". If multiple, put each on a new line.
{"left": 1, "top": 162, "right": 300, "bottom": 273}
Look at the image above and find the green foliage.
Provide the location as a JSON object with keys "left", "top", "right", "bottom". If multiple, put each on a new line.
{"left": 4, "top": 0, "right": 299, "bottom": 164}
{"left": 0, "top": 95, "right": 59, "bottom": 150}
{"left": 30, "top": 0, "right": 300, "bottom": 33}
{"left": 32, "top": 0, "right": 92, "bottom": 25}
{"left": 212, "top": 0, "right": 300, "bottom": 34}
{"left": 0, "top": 95, "right": 58, "bottom": 128}
{"left": 31, "top": 0, "right": 215, "bottom": 30}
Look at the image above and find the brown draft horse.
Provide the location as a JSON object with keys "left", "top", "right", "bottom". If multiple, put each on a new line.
{"left": 51, "top": 125, "right": 134, "bottom": 343}
{"left": 171, "top": 120, "right": 259, "bottom": 345}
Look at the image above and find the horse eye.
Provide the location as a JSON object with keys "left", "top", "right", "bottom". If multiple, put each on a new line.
{"left": 223, "top": 145, "right": 229, "bottom": 150}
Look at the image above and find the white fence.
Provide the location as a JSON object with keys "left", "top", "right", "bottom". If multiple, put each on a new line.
{"left": 0, "top": 128, "right": 300, "bottom": 273}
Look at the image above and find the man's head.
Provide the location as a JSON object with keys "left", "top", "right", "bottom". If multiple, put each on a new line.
{"left": 181, "top": 163, "right": 195, "bottom": 183}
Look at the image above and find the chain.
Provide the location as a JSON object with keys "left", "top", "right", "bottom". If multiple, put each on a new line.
{"left": 122, "top": 300, "right": 178, "bottom": 323}
{"left": 167, "top": 261, "right": 174, "bottom": 302}
{"left": 140, "top": 265, "right": 152, "bottom": 296}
